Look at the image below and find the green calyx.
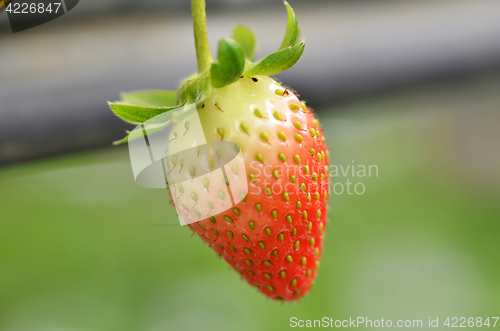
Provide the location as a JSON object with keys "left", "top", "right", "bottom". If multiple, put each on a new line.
{"left": 210, "top": 38, "right": 246, "bottom": 89}
{"left": 209, "top": 1, "right": 304, "bottom": 86}
{"left": 210, "top": 1, "right": 304, "bottom": 85}
{"left": 109, "top": 1, "right": 304, "bottom": 144}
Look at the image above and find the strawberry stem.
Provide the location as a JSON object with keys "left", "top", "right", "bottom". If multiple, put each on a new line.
{"left": 191, "top": 0, "right": 213, "bottom": 74}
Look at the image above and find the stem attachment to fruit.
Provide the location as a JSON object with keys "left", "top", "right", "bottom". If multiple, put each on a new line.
{"left": 191, "top": 0, "right": 213, "bottom": 74}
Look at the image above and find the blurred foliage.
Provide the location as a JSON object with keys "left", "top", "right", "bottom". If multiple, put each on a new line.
{"left": 1, "top": 75, "right": 500, "bottom": 330}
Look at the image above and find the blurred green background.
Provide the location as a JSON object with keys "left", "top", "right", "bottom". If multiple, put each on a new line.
{"left": 2, "top": 0, "right": 500, "bottom": 330}
{"left": 1, "top": 71, "right": 499, "bottom": 330}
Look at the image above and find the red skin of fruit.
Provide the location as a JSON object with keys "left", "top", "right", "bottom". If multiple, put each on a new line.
{"left": 181, "top": 84, "right": 329, "bottom": 301}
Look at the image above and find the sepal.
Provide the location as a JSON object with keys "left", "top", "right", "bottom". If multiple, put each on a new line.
{"left": 232, "top": 24, "right": 257, "bottom": 61}
{"left": 210, "top": 38, "right": 245, "bottom": 88}
{"left": 279, "top": 1, "right": 300, "bottom": 50}
{"left": 243, "top": 41, "right": 304, "bottom": 76}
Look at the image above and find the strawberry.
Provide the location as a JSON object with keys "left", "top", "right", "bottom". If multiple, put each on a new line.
{"left": 109, "top": 1, "right": 329, "bottom": 301}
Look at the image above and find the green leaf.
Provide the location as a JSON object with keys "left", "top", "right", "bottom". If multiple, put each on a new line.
{"left": 113, "top": 117, "right": 172, "bottom": 145}
{"left": 112, "top": 135, "right": 130, "bottom": 145}
{"left": 243, "top": 41, "right": 304, "bottom": 76}
{"left": 232, "top": 25, "right": 257, "bottom": 61}
{"left": 108, "top": 102, "right": 179, "bottom": 125}
{"left": 279, "top": 1, "right": 299, "bottom": 50}
{"left": 210, "top": 38, "right": 245, "bottom": 88}
{"left": 112, "top": 122, "right": 168, "bottom": 145}
{"left": 120, "top": 90, "right": 178, "bottom": 107}
{"left": 112, "top": 102, "right": 198, "bottom": 145}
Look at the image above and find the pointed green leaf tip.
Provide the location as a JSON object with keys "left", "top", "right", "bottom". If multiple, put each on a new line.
{"left": 243, "top": 41, "right": 304, "bottom": 76}
{"left": 120, "top": 90, "right": 178, "bottom": 107}
{"left": 210, "top": 38, "right": 245, "bottom": 88}
{"left": 232, "top": 25, "right": 257, "bottom": 61}
{"left": 109, "top": 90, "right": 184, "bottom": 144}
{"left": 108, "top": 102, "right": 179, "bottom": 125}
{"left": 279, "top": 1, "right": 299, "bottom": 50}
{"left": 110, "top": 90, "right": 179, "bottom": 125}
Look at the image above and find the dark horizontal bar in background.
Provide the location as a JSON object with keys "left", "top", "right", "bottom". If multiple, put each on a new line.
{"left": 1, "top": 0, "right": 500, "bottom": 166}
